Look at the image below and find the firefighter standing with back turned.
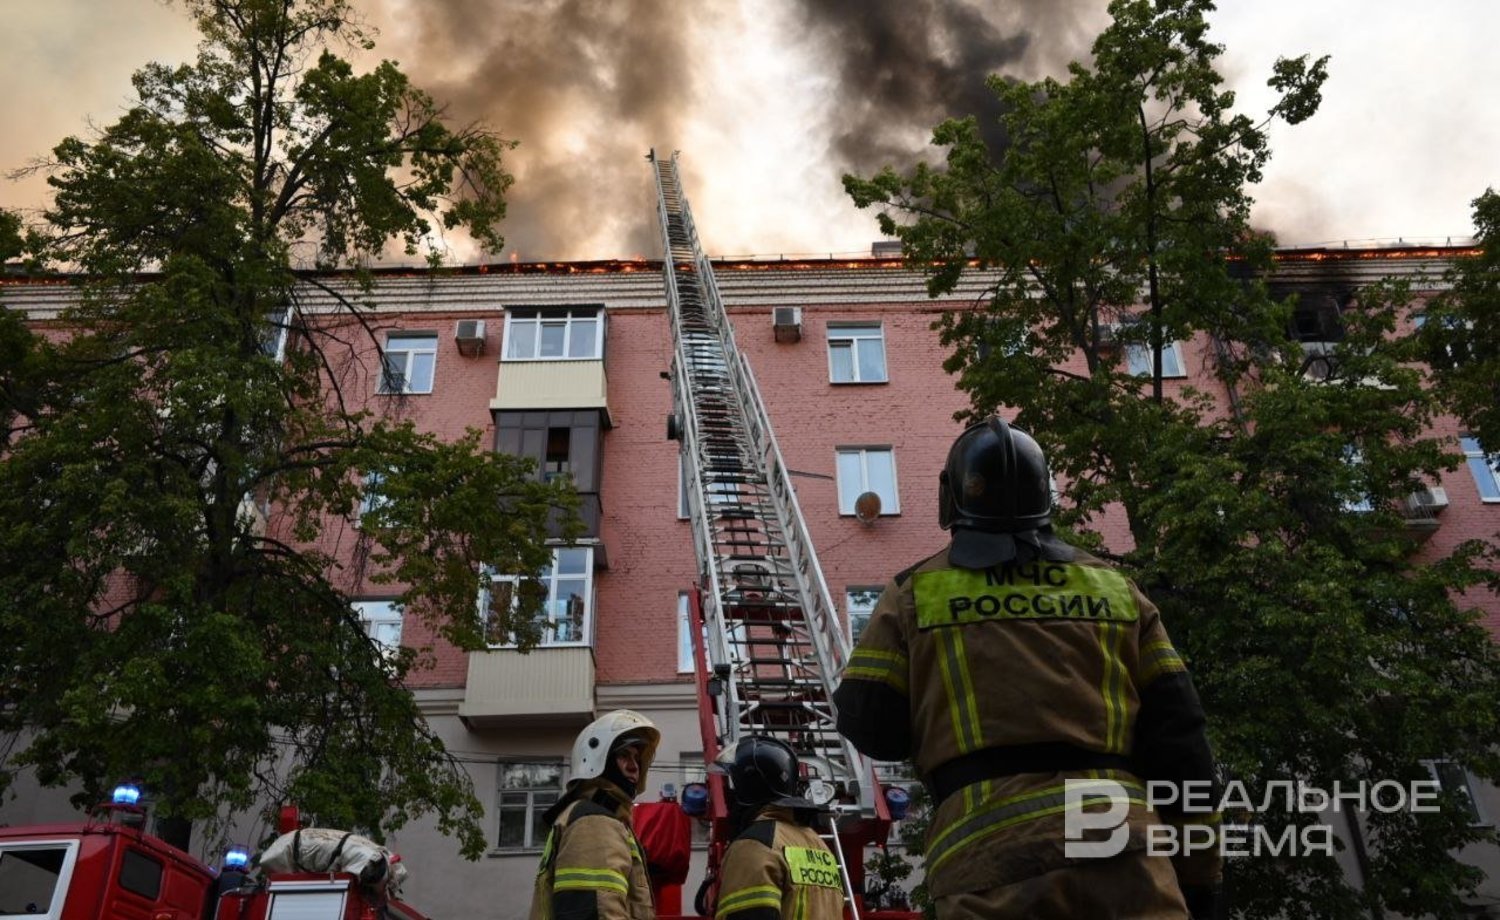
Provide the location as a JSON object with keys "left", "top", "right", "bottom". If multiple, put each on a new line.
{"left": 530, "top": 709, "right": 659, "bottom": 920}
{"left": 833, "top": 417, "right": 1222, "bottom": 919}
{"left": 710, "top": 736, "right": 844, "bottom": 920}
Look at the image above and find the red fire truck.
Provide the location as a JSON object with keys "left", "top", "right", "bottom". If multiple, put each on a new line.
{"left": 0, "top": 790, "right": 430, "bottom": 920}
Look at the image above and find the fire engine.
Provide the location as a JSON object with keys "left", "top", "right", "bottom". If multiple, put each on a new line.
{"left": 0, "top": 787, "right": 429, "bottom": 920}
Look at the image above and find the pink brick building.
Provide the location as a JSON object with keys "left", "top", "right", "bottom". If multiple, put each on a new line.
{"left": 4, "top": 245, "right": 1498, "bottom": 916}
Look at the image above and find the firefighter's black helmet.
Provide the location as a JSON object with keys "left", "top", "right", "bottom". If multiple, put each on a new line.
{"left": 711, "top": 736, "right": 815, "bottom": 811}
{"left": 939, "top": 416, "right": 1054, "bottom": 568}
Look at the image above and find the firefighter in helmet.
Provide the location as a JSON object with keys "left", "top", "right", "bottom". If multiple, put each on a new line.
{"left": 530, "top": 709, "right": 660, "bottom": 920}
{"left": 710, "top": 736, "right": 844, "bottom": 920}
{"left": 833, "top": 417, "right": 1221, "bottom": 919}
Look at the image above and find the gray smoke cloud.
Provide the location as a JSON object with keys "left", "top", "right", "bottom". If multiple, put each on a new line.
{"left": 369, "top": 0, "right": 1100, "bottom": 260}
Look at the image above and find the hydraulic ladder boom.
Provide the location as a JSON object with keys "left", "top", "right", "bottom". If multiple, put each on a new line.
{"left": 649, "top": 151, "right": 873, "bottom": 810}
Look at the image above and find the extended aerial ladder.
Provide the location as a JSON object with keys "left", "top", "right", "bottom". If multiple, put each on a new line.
{"left": 649, "top": 151, "right": 907, "bottom": 919}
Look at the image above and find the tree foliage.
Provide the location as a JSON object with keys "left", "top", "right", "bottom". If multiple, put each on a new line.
{"left": 846, "top": 1, "right": 1500, "bottom": 916}
{"left": 0, "top": 0, "right": 573, "bottom": 858}
{"left": 1420, "top": 189, "right": 1500, "bottom": 454}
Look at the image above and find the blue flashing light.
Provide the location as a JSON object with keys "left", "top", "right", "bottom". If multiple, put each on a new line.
{"left": 224, "top": 847, "right": 251, "bottom": 869}
{"left": 884, "top": 786, "right": 910, "bottom": 821}
{"left": 681, "top": 782, "right": 710, "bottom": 817}
{"left": 111, "top": 784, "right": 142, "bottom": 806}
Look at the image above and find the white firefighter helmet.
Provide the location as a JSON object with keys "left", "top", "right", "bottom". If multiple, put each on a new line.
{"left": 568, "top": 709, "right": 661, "bottom": 790}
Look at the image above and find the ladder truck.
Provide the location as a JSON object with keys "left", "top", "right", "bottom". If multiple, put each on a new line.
{"left": 649, "top": 151, "right": 917, "bottom": 920}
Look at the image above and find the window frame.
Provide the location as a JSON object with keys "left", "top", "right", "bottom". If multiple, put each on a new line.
{"left": 377, "top": 332, "right": 438, "bottom": 395}
{"left": 351, "top": 599, "right": 404, "bottom": 655}
{"left": 677, "top": 592, "right": 697, "bottom": 674}
{"left": 494, "top": 760, "right": 565, "bottom": 852}
{"left": 845, "top": 586, "right": 883, "bottom": 644}
{"left": 835, "top": 447, "right": 901, "bottom": 516}
{"left": 826, "top": 323, "right": 889, "bottom": 384}
{"left": 0, "top": 840, "right": 81, "bottom": 920}
{"left": 1460, "top": 436, "right": 1500, "bottom": 503}
{"left": 502, "top": 307, "right": 603, "bottom": 362}
{"left": 484, "top": 547, "right": 595, "bottom": 648}
{"left": 1422, "top": 759, "right": 1489, "bottom": 828}
{"left": 1125, "top": 340, "right": 1187, "bottom": 378}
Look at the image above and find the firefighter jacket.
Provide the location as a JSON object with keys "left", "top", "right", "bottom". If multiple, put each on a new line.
{"left": 715, "top": 806, "right": 844, "bottom": 920}
{"left": 529, "top": 780, "right": 654, "bottom": 920}
{"left": 832, "top": 544, "right": 1221, "bottom": 903}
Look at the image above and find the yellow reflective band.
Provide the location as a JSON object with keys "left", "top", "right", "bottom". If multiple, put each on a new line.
{"left": 1098, "top": 621, "right": 1128, "bottom": 753}
{"left": 844, "top": 649, "right": 909, "bottom": 694}
{"left": 716, "top": 884, "right": 782, "bottom": 918}
{"left": 784, "top": 845, "right": 842, "bottom": 890}
{"left": 536, "top": 828, "right": 555, "bottom": 876}
{"left": 795, "top": 884, "right": 808, "bottom": 920}
{"left": 1140, "top": 641, "right": 1186, "bottom": 684}
{"left": 934, "top": 627, "right": 984, "bottom": 754}
{"left": 554, "top": 868, "right": 629, "bottom": 895}
{"left": 914, "top": 564, "right": 1139, "bottom": 629}
{"left": 926, "top": 779, "right": 1146, "bottom": 874}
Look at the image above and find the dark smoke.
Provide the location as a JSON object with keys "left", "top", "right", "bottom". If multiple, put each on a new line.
{"left": 370, "top": 0, "right": 1099, "bottom": 260}
{"left": 372, "top": 0, "right": 731, "bottom": 261}
{"left": 794, "top": 0, "right": 1099, "bottom": 175}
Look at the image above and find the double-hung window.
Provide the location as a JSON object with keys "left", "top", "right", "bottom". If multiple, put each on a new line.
{"left": 1423, "top": 760, "right": 1487, "bottom": 827}
{"left": 1126, "top": 341, "right": 1187, "bottom": 378}
{"left": 504, "top": 308, "right": 602, "bottom": 360}
{"left": 836, "top": 448, "right": 899, "bottom": 515}
{"left": 1461, "top": 436, "right": 1500, "bottom": 502}
{"left": 828, "top": 324, "right": 887, "bottom": 383}
{"left": 378, "top": 333, "right": 437, "bottom": 394}
{"left": 485, "top": 547, "right": 594, "bottom": 646}
{"left": 496, "top": 762, "right": 563, "bottom": 850}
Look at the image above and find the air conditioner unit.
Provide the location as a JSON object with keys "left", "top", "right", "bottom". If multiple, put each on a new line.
{"left": 454, "top": 318, "right": 487, "bottom": 356}
{"left": 772, "top": 306, "right": 803, "bottom": 343}
{"left": 1405, "top": 486, "right": 1450, "bottom": 514}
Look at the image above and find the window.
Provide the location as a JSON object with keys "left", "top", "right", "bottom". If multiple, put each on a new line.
{"left": 352, "top": 600, "right": 404, "bottom": 654}
{"left": 262, "top": 307, "right": 291, "bottom": 362}
{"left": 378, "top": 333, "right": 437, "bottom": 394}
{"left": 0, "top": 844, "right": 74, "bottom": 916}
{"left": 1424, "top": 760, "right": 1487, "bottom": 827}
{"left": 836, "top": 448, "right": 899, "bottom": 515}
{"left": 485, "top": 547, "right": 594, "bottom": 646}
{"left": 358, "top": 470, "right": 388, "bottom": 520}
{"left": 1126, "top": 341, "right": 1186, "bottom": 378}
{"left": 504, "top": 308, "right": 602, "bottom": 361}
{"left": 1341, "top": 446, "right": 1374, "bottom": 513}
{"left": 677, "top": 592, "right": 697, "bottom": 673}
{"left": 118, "top": 849, "right": 163, "bottom": 900}
{"left": 827, "top": 324, "right": 887, "bottom": 383}
{"left": 544, "top": 428, "right": 572, "bottom": 482}
{"left": 846, "top": 587, "right": 882, "bottom": 643}
{"left": 1461, "top": 436, "right": 1500, "bottom": 502}
{"left": 497, "top": 761, "right": 563, "bottom": 850}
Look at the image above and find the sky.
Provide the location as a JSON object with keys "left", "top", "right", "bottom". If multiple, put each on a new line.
{"left": 2, "top": 0, "right": 1496, "bottom": 264}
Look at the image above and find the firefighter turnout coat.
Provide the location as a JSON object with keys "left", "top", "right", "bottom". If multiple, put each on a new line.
{"left": 715, "top": 806, "right": 844, "bottom": 920}
{"left": 833, "top": 544, "right": 1220, "bottom": 912}
{"left": 530, "top": 780, "right": 654, "bottom": 920}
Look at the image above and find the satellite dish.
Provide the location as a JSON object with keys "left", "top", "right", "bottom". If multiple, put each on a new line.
{"left": 854, "top": 491, "right": 883, "bottom": 524}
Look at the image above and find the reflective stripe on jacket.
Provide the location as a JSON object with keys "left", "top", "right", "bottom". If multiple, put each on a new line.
{"left": 529, "top": 781, "right": 654, "bottom": 920}
{"left": 715, "top": 807, "right": 844, "bottom": 920}
{"left": 833, "top": 544, "right": 1220, "bottom": 897}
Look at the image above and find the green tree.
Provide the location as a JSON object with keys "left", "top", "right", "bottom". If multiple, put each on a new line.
{"left": 847, "top": 1, "right": 1500, "bottom": 916}
{"left": 1418, "top": 189, "right": 1500, "bottom": 453}
{"left": 0, "top": 0, "right": 575, "bottom": 857}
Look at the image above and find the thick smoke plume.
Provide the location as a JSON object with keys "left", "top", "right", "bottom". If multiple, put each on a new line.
{"left": 372, "top": 0, "right": 1099, "bottom": 260}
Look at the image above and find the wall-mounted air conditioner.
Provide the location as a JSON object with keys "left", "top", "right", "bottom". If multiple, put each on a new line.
{"left": 1405, "top": 486, "right": 1450, "bottom": 515}
{"left": 772, "top": 306, "right": 803, "bottom": 343}
{"left": 455, "top": 318, "right": 487, "bottom": 356}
